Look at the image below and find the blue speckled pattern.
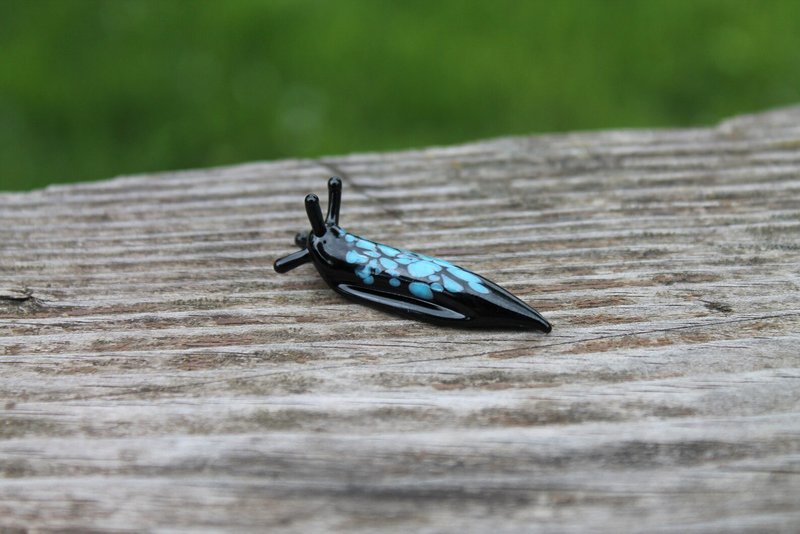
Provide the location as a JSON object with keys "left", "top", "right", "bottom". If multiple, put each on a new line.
{"left": 341, "top": 229, "right": 490, "bottom": 299}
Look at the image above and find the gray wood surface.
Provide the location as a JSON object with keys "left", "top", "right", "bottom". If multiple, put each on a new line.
{"left": 1, "top": 106, "right": 799, "bottom": 533}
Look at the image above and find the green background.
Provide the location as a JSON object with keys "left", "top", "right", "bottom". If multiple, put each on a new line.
{"left": 2, "top": 0, "right": 799, "bottom": 191}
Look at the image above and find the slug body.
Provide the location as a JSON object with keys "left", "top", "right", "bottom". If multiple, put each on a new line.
{"left": 274, "top": 178, "right": 551, "bottom": 332}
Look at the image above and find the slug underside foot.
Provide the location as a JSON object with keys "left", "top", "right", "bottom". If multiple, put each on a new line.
{"left": 336, "top": 283, "right": 551, "bottom": 333}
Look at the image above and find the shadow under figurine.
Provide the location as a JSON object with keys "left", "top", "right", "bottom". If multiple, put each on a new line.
{"left": 274, "top": 177, "right": 552, "bottom": 333}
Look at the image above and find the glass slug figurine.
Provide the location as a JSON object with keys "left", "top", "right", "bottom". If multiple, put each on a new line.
{"left": 274, "top": 177, "right": 552, "bottom": 332}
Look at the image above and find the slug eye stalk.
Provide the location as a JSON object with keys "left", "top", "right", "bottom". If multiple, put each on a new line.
{"left": 305, "top": 194, "right": 326, "bottom": 237}
{"left": 326, "top": 176, "right": 342, "bottom": 225}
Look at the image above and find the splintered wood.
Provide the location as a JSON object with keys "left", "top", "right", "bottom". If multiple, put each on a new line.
{"left": 1, "top": 106, "right": 799, "bottom": 532}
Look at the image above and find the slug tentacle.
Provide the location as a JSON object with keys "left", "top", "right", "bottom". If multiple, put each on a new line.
{"left": 273, "top": 249, "right": 311, "bottom": 274}
{"left": 326, "top": 176, "right": 342, "bottom": 225}
{"left": 305, "top": 194, "right": 326, "bottom": 237}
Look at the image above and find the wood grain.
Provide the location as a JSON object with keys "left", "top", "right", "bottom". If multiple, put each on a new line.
{"left": 1, "top": 106, "right": 799, "bottom": 532}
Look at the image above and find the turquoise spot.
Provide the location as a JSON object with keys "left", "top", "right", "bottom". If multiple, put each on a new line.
{"left": 448, "top": 266, "right": 482, "bottom": 284}
{"left": 389, "top": 277, "right": 401, "bottom": 287}
{"left": 431, "top": 282, "right": 443, "bottom": 292}
{"left": 345, "top": 234, "right": 356, "bottom": 243}
{"left": 346, "top": 250, "right": 368, "bottom": 264}
{"left": 433, "top": 258, "right": 454, "bottom": 268}
{"left": 387, "top": 268, "right": 400, "bottom": 277}
{"left": 378, "top": 244, "right": 400, "bottom": 257}
{"left": 356, "top": 239, "right": 376, "bottom": 251}
{"left": 428, "top": 275, "right": 440, "bottom": 282}
{"left": 468, "top": 281, "right": 490, "bottom": 294}
{"left": 380, "top": 257, "right": 398, "bottom": 270}
{"left": 441, "top": 275, "right": 463, "bottom": 293}
{"left": 395, "top": 257, "right": 413, "bottom": 265}
{"left": 363, "top": 275, "right": 374, "bottom": 285}
{"left": 408, "top": 261, "right": 440, "bottom": 278}
{"left": 364, "top": 250, "right": 380, "bottom": 258}
{"left": 409, "top": 281, "right": 433, "bottom": 300}
{"left": 355, "top": 265, "right": 372, "bottom": 279}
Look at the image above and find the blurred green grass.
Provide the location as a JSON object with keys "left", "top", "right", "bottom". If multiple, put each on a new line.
{"left": 1, "top": 0, "right": 799, "bottom": 191}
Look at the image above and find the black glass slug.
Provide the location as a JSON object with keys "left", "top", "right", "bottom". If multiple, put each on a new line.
{"left": 274, "top": 177, "right": 552, "bottom": 333}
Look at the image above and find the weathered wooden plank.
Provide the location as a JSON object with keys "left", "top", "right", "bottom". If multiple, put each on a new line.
{"left": 1, "top": 106, "right": 799, "bottom": 532}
